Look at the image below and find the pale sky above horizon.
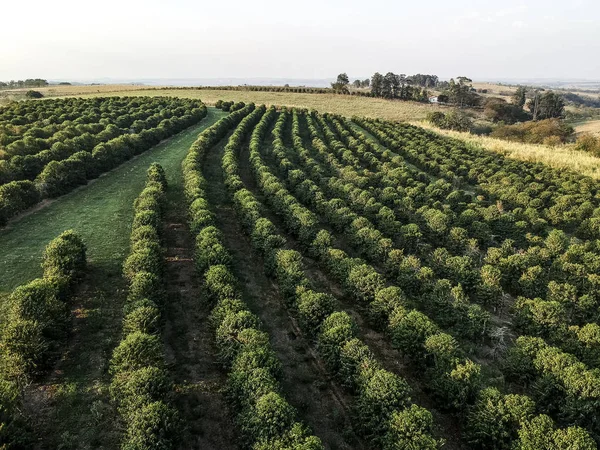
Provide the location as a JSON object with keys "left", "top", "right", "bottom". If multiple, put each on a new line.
{"left": 2, "top": 0, "right": 599, "bottom": 82}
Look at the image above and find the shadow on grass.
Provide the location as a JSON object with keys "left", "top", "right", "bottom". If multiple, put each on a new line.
{"left": 25, "top": 262, "right": 126, "bottom": 450}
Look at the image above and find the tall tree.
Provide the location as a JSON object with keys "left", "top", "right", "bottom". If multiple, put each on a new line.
{"left": 331, "top": 73, "right": 350, "bottom": 93}
{"left": 513, "top": 86, "right": 527, "bottom": 108}
{"left": 528, "top": 91, "right": 564, "bottom": 120}
{"left": 371, "top": 73, "right": 384, "bottom": 97}
{"left": 382, "top": 72, "right": 400, "bottom": 98}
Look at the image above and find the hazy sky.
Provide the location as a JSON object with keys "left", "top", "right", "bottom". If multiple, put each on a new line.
{"left": 2, "top": 0, "right": 599, "bottom": 81}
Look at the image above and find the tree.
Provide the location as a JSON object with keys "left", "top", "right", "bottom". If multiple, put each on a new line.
{"left": 382, "top": 72, "right": 400, "bottom": 99}
{"left": 353, "top": 80, "right": 362, "bottom": 89}
{"left": 444, "top": 77, "right": 480, "bottom": 107}
{"left": 484, "top": 97, "right": 531, "bottom": 123}
{"left": 371, "top": 73, "right": 384, "bottom": 97}
{"left": 331, "top": 73, "right": 350, "bottom": 93}
{"left": 528, "top": 91, "right": 564, "bottom": 120}
{"left": 513, "top": 86, "right": 527, "bottom": 108}
{"left": 362, "top": 78, "right": 370, "bottom": 88}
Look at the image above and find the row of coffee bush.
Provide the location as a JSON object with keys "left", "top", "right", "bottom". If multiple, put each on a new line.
{"left": 239, "top": 106, "right": 597, "bottom": 448}
{"left": 0, "top": 230, "right": 87, "bottom": 447}
{"left": 109, "top": 163, "right": 179, "bottom": 449}
{"left": 221, "top": 105, "right": 443, "bottom": 448}
{"left": 182, "top": 104, "right": 325, "bottom": 448}
{"left": 0, "top": 100, "right": 207, "bottom": 226}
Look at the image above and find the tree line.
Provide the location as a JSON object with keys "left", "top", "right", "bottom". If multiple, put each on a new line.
{"left": 0, "top": 79, "right": 48, "bottom": 89}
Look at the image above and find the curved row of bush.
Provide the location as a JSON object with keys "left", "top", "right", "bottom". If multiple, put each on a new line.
{"left": 237, "top": 105, "right": 597, "bottom": 448}
{"left": 0, "top": 100, "right": 207, "bottom": 226}
{"left": 357, "top": 117, "right": 600, "bottom": 238}
{"left": 310, "top": 111, "right": 600, "bottom": 367}
{"left": 504, "top": 335, "right": 600, "bottom": 442}
{"left": 0, "top": 230, "right": 87, "bottom": 447}
{"left": 221, "top": 105, "right": 444, "bottom": 449}
{"left": 182, "top": 105, "right": 325, "bottom": 449}
{"left": 1, "top": 98, "right": 196, "bottom": 185}
{"left": 271, "top": 108, "right": 491, "bottom": 341}
{"left": 109, "top": 163, "right": 179, "bottom": 450}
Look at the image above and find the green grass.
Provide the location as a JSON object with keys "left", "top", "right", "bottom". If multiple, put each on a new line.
{"left": 0, "top": 107, "right": 227, "bottom": 294}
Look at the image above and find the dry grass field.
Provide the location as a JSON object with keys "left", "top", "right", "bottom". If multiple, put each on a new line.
{"left": 415, "top": 120, "right": 600, "bottom": 179}
{"left": 575, "top": 119, "right": 600, "bottom": 136}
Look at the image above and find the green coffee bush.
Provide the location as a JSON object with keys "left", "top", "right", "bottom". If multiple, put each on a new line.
{"left": 110, "top": 332, "right": 164, "bottom": 374}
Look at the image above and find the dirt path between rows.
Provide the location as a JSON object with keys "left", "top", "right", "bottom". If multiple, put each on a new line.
{"left": 162, "top": 182, "right": 238, "bottom": 450}
{"left": 203, "top": 137, "right": 361, "bottom": 450}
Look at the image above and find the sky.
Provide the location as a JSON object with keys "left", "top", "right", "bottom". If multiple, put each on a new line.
{"left": 2, "top": 0, "right": 599, "bottom": 82}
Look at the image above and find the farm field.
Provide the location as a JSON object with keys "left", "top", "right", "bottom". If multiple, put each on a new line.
{"left": 2, "top": 99, "right": 600, "bottom": 449}
{"left": 8, "top": 84, "right": 600, "bottom": 181}
{"left": 575, "top": 119, "right": 600, "bottom": 136}
{"left": 4, "top": 84, "right": 444, "bottom": 121}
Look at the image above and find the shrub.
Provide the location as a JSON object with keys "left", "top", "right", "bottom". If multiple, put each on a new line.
{"left": 0, "top": 319, "right": 47, "bottom": 376}
{"left": 123, "top": 305, "right": 161, "bottom": 335}
{"left": 318, "top": 312, "right": 356, "bottom": 370}
{"left": 427, "top": 110, "right": 473, "bottom": 132}
{"left": 204, "top": 265, "right": 239, "bottom": 300}
{"left": 121, "top": 401, "right": 179, "bottom": 450}
{"left": 0, "top": 181, "right": 40, "bottom": 226}
{"left": 25, "top": 90, "right": 43, "bottom": 99}
{"left": 465, "top": 387, "right": 535, "bottom": 450}
{"left": 490, "top": 119, "right": 574, "bottom": 144}
{"left": 110, "top": 332, "right": 164, "bottom": 374}
{"left": 132, "top": 209, "right": 160, "bottom": 230}
{"left": 239, "top": 392, "right": 296, "bottom": 445}
{"left": 123, "top": 247, "right": 163, "bottom": 281}
{"left": 41, "top": 230, "right": 86, "bottom": 280}
{"left": 130, "top": 225, "right": 159, "bottom": 245}
{"left": 147, "top": 162, "right": 168, "bottom": 188}
{"left": 215, "top": 310, "right": 261, "bottom": 363}
{"left": 110, "top": 366, "right": 171, "bottom": 418}
{"left": 6, "top": 278, "right": 68, "bottom": 340}
{"left": 227, "top": 367, "right": 280, "bottom": 411}
{"left": 128, "top": 272, "right": 163, "bottom": 304}
{"left": 356, "top": 369, "right": 411, "bottom": 443}
{"left": 296, "top": 289, "right": 335, "bottom": 334}
{"left": 384, "top": 404, "right": 441, "bottom": 450}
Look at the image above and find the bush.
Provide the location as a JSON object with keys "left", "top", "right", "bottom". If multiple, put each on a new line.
{"left": 204, "top": 265, "right": 239, "bottom": 300}
{"left": 121, "top": 400, "right": 179, "bottom": 450}
{"left": 110, "top": 366, "right": 171, "bottom": 418}
{"left": 465, "top": 387, "right": 535, "bottom": 450}
{"left": 41, "top": 230, "right": 87, "bottom": 281}
{"left": 0, "top": 180, "right": 41, "bottom": 226}
{"left": 25, "top": 90, "right": 43, "bottom": 99}
{"left": 239, "top": 391, "right": 296, "bottom": 444}
{"left": 128, "top": 272, "right": 163, "bottom": 304}
{"left": 7, "top": 278, "right": 68, "bottom": 340}
{"left": 356, "top": 369, "right": 411, "bottom": 443}
{"left": 123, "top": 305, "right": 161, "bottom": 335}
{"left": 147, "top": 162, "right": 168, "bottom": 188}
{"left": 384, "top": 404, "right": 441, "bottom": 450}
{"left": 110, "top": 332, "right": 164, "bottom": 374}
{"left": 123, "top": 247, "right": 163, "bottom": 281}
{"left": 427, "top": 110, "right": 473, "bottom": 132}
{"left": 575, "top": 134, "right": 600, "bottom": 157}
{"left": 318, "top": 312, "right": 356, "bottom": 370}
{"left": 296, "top": 289, "right": 335, "bottom": 334}
{"left": 490, "top": 119, "right": 574, "bottom": 144}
